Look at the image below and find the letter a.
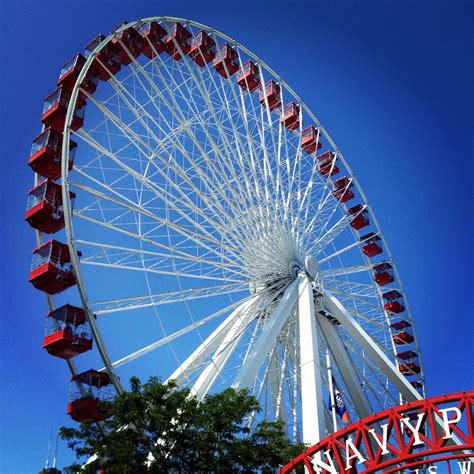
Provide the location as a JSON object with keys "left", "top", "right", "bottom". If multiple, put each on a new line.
{"left": 345, "top": 437, "right": 366, "bottom": 470}
{"left": 368, "top": 423, "right": 390, "bottom": 456}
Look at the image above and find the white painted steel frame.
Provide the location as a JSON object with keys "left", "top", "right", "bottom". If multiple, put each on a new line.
{"left": 49, "top": 16, "right": 426, "bottom": 441}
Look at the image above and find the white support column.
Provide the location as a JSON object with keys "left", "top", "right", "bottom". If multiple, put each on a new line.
{"left": 232, "top": 280, "right": 299, "bottom": 391}
{"left": 298, "top": 276, "right": 327, "bottom": 445}
{"left": 322, "top": 291, "right": 422, "bottom": 402}
{"left": 268, "top": 350, "right": 280, "bottom": 418}
{"left": 191, "top": 299, "right": 257, "bottom": 398}
{"left": 317, "top": 314, "right": 373, "bottom": 420}
{"left": 322, "top": 291, "right": 468, "bottom": 452}
{"left": 168, "top": 298, "right": 256, "bottom": 386}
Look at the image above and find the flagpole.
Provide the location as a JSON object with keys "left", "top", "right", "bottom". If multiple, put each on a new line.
{"left": 52, "top": 427, "right": 60, "bottom": 468}
{"left": 45, "top": 429, "right": 52, "bottom": 469}
{"left": 326, "top": 349, "right": 338, "bottom": 433}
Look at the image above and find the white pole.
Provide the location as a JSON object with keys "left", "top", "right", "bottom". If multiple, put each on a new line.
{"left": 45, "top": 429, "right": 52, "bottom": 469}
{"left": 52, "top": 427, "right": 60, "bottom": 468}
{"left": 298, "top": 276, "right": 327, "bottom": 445}
{"left": 326, "top": 349, "right": 338, "bottom": 433}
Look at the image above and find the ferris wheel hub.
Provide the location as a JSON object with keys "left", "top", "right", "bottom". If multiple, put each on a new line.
{"left": 304, "top": 255, "right": 319, "bottom": 281}
{"left": 289, "top": 260, "right": 302, "bottom": 277}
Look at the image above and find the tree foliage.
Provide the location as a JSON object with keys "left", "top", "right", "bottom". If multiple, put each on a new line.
{"left": 60, "top": 377, "right": 306, "bottom": 473}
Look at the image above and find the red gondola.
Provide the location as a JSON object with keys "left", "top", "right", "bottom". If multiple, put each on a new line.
{"left": 164, "top": 22, "right": 192, "bottom": 60}
{"left": 29, "top": 240, "right": 80, "bottom": 295}
{"left": 68, "top": 370, "right": 113, "bottom": 422}
{"left": 382, "top": 289, "right": 402, "bottom": 301}
{"left": 382, "top": 289, "right": 405, "bottom": 313}
{"left": 373, "top": 261, "right": 394, "bottom": 286}
{"left": 259, "top": 80, "right": 281, "bottom": 110}
{"left": 382, "top": 290, "right": 405, "bottom": 314}
{"left": 43, "top": 305, "right": 92, "bottom": 359}
{"left": 84, "top": 34, "right": 121, "bottom": 80}
{"left": 42, "top": 88, "right": 86, "bottom": 132}
{"left": 213, "top": 44, "right": 239, "bottom": 78}
{"left": 385, "top": 300, "right": 405, "bottom": 314}
{"left": 188, "top": 30, "right": 216, "bottom": 67}
{"left": 360, "top": 232, "right": 383, "bottom": 258}
{"left": 280, "top": 102, "right": 300, "bottom": 131}
{"left": 139, "top": 22, "right": 167, "bottom": 59}
{"left": 391, "top": 320, "right": 411, "bottom": 330}
{"left": 347, "top": 204, "right": 370, "bottom": 230}
{"left": 393, "top": 331, "right": 414, "bottom": 345}
{"left": 112, "top": 22, "right": 143, "bottom": 65}
{"left": 397, "top": 350, "right": 418, "bottom": 360}
{"left": 57, "top": 53, "right": 99, "bottom": 98}
{"left": 399, "top": 362, "right": 421, "bottom": 375}
{"left": 25, "top": 180, "right": 75, "bottom": 234}
{"left": 316, "top": 151, "right": 339, "bottom": 177}
{"left": 236, "top": 60, "right": 260, "bottom": 91}
{"left": 28, "top": 128, "right": 76, "bottom": 180}
{"left": 301, "top": 126, "right": 322, "bottom": 154}
{"left": 332, "top": 176, "right": 354, "bottom": 203}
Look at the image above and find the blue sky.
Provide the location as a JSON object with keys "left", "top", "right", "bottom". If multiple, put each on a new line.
{"left": 0, "top": 0, "right": 472, "bottom": 472}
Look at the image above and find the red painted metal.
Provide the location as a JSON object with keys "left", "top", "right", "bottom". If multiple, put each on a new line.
{"left": 360, "top": 233, "right": 383, "bottom": 258}
{"left": 41, "top": 88, "right": 85, "bottom": 132}
{"left": 43, "top": 304, "right": 92, "bottom": 359}
{"left": 383, "top": 290, "right": 405, "bottom": 313}
{"left": 259, "top": 80, "right": 281, "bottom": 110}
{"left": 84, "top": 34, "right": 121, "bottom": 80}
{"left": 164, "top": 22, "right": 191, "bottom": 60}
{"left": 188, "top": 30, "right": 216, "bottom": 67}
{"left": 385, "top": 300, "right": 405, "bottom": 314}
{"left": 317, "top": 151, "right": 339, "bottom": 177}
{"left": 25, "top": 180, "right": 75, "bottom": 234}
{"left": 332, "top": 176, "right": 354, "bottom": 203}
{"left": 280, "top": 391, "right": 474, "bottom": 473}
{"left": 373, "top": 261, "right": 394, "bottom": 286}
{"left": 301, "top": 126, "right": 322, "bottom": 154}
{"left": 28, "top": 128, "right": 76, "bottom": 180}
{"left": 213, "top": 43, "right": 239, "bottom": 78}
{"left": 67, "top": 396, "right": 112, "bottom": 423}
{"left": 398, "top": 350, "right": 418, "bottom": 360}
{"left": 281, "top": 102, "right": 300, "bottom": 131}
{"left": 399, "top": 361, "right": 421, "bottom": 375}
{"left": 391, "top": 320, "right": 411, "bottom": 330}
{"left": 139, "top": 22, "right": 167, "bottom": 59}
{"left": 44, "top": 328, "right": 92, "bottom": 359}
{"left": 29, "top": 240, "right": 80, "bottom": 295}
{"left": 237, "top": 60, "right": 261, "bottom": 91}
{"left": 112, "top": 22, "right": 143, "bottom": 65}
{"left": 68, "top": 369, "right": 113, "bottom": 422}
{"left": 57, "top": 53, "right": 99, "bottom": 100}
{"left": 383, "top": 290, "right": 402, "bottom": 301}
{"left": 347, "top": 204, "right": 370, "bottom": 230}
{"left": 393, "top": 330, "right": 414, "bottom": 345}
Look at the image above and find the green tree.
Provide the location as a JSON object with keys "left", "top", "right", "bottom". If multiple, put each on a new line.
{"left": 60, "top": 377, "right": 306, "bottom": 473}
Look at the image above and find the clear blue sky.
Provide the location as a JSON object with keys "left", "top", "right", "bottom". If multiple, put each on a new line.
{"left": 0, "top": 1, "right": 472, "bottom": 472}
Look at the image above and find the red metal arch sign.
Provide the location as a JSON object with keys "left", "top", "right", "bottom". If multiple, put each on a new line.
{"left": 281, "top": 391, "right": 474, "bottom": 473}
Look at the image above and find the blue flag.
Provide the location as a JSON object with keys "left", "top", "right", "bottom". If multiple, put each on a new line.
{"left": 328, "top": 377, "right": 349, "bottom": 423}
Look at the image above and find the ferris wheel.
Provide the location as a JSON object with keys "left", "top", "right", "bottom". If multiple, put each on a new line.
{"left": 26, "top": 17, "right": 426, "bottom": 445}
